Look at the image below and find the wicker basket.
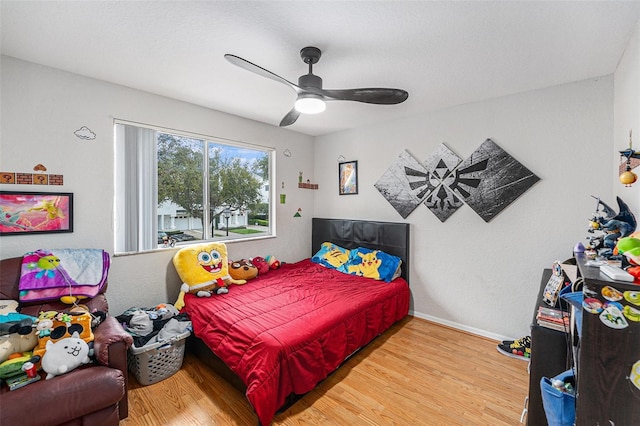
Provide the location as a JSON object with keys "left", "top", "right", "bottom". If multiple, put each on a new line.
{"left": 127, "top": 330, "right": 190, "bottom": 386}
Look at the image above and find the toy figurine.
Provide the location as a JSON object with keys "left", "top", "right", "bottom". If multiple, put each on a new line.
{"left": 586, "top": 196, "right": 637, "bottom": 258}
{"left": 163, "top": 235, "right": 176, "bottom": 248}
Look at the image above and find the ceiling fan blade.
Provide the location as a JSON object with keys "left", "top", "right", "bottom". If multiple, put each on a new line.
{"left": 224, "top": 54, "right": 301, "bottom": 93}
{"left": 318, "top": 88, "right": 408, "bottom": 104}
{"left": 279, "top": 108, "right": 301, "bottom": 127}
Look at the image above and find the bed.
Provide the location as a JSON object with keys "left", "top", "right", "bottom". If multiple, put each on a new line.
{"left": 184, "top": 218, "right": 411, "bottom": 425}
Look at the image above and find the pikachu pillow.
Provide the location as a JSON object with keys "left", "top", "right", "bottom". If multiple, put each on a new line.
{"left": 344, "top": 247, "right": 402, "bottom": 283}
{"left": 311, "top": 242, "right": 351, "bottom": 270}
{"left": 173, "top": 242, "right": 246, "bottom": 310}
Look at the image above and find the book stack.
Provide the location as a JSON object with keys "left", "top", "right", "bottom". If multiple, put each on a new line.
{"left": 536, "top": 306, "right": 570, "bottom": 332}
{"left": 5, "top": 373, "right": 40, "bottom": 390}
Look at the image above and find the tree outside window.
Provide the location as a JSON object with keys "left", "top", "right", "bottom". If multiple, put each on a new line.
{"left": 115, "top": 122, "right": 273, "bottom": 253}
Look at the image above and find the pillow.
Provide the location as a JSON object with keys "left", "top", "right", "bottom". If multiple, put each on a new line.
{"left": 311, "top": 242, "right": 351, "bottom": 269}
{"left": 344, "top": 247, "right": 402, "bottom": 282}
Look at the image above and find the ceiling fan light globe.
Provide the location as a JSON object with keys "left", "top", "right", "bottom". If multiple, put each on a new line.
{"left": 294, "top": 95, "right": 326, "bottom": 114}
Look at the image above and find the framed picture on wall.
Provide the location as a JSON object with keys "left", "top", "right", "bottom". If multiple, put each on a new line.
{"left": 339, "top": 160, "right": 358, "bottom": 195}
{"left": 0, "top": 191, "right": 74, "bottom": 235}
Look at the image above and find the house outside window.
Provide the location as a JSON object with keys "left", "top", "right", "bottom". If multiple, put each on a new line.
{"left": 114, "top": 121, "right": 274, "bottom": 253}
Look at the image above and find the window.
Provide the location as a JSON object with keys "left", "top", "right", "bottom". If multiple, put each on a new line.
{"left": 114, "top": 121, "right": 273, "bottom": 253}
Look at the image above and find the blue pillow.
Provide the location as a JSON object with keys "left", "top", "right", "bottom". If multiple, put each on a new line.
{"left": 311, "top": 242, "right": 350, "bottom": 270}
{"left": 344, "top": 247, "right": 402, "bottom": 282}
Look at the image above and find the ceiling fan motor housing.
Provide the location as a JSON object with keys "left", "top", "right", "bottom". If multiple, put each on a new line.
{"left": 298, "top": 73, "right": 323, "bottom": 90}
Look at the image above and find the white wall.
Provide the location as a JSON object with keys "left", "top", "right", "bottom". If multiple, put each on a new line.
{"left": 313, "top": 77, "right": 615, "bottom": 340}
{"left": 614, "top": 19, "right": 640, "bottom": 214}
{"left": 0, "top": 56, "right": 315, "bottom": 316}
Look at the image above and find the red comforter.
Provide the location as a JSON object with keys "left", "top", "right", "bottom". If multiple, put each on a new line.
{"left": 183, "top": 258, "right": 410, "bottom": 425}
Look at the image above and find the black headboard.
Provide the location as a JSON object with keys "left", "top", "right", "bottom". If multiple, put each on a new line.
{"left": 311, "top": 218, "right": 410, "bottom": 283}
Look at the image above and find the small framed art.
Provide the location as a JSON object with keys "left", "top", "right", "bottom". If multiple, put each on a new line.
{"left": 339, "top": 160, "right": 358, "bottom": 195}
{"left": 0, "top": 191, "right": 74, "bottom": 235}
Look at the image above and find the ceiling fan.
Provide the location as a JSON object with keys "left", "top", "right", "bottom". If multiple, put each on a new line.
{"left": 224, "top": 46, "right": 409, "bottom": 127}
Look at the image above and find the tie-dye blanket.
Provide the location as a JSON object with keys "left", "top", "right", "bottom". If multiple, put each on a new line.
{"left": 18, "top": 249, "right": 110, "bottom": 302}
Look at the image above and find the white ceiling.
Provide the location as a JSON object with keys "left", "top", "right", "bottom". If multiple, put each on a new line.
{"left": 2, "top": 1, "right": 640, "bottom": 137}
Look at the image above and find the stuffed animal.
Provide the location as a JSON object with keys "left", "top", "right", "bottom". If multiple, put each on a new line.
{"left": 616, "top": 234, "right": 640, "bottom": 266}
{"left": 33, "top": 308, "right": 94, "bottom": 361}
{"left": 0, "top": 300, "right": 38, "bottom": 363}
{"left": 251, "top": 256, "right": 270, "bottom": 275}
{"left": 173, "top": 242, "right": 246, "bottom": 310}
{"left": 0, "top": 332, "right": 38, "bottom": 364}
{"left": 0, "top": 300, "right": 37, "bottom": 337}
{"left": 616, "top": 233, "right": 640, "bottom": 281}
{"left": 41, "top": 331, "right": 90, "bottom": 380}
{"left": 0, "top": 351, "right": 40, "bottom": 379}
{"left": 228, "top": 259, "right": 258, "bottom": 281}
{"left": 265, "top": 255, "right": 281, "bottom": 270}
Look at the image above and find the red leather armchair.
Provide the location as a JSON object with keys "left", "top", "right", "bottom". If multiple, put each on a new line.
{"left": 0, "top": 256, "right": 133, "bottom": 426}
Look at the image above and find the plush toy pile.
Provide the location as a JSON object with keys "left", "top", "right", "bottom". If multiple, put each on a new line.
{"left": 227, "top": 255, "right": 284, "bottom": 281}
{"left": 33, "top": 306, "right": 96, "bottom": 361}
{"left": 172, "top": 245, "right": 286, "bottom": 312}
{"left": 1, "top": 248, "right": 114, "bottom": 384}
{"left": 0, "top": 301, "right": 105, "bottom": 382}
{"left": 0, "top": 300, "right": 39, "bottom": 379}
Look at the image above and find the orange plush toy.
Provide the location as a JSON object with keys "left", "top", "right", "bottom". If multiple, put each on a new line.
{"left": 228, "top": 259, "right": 258, "bottom": 281}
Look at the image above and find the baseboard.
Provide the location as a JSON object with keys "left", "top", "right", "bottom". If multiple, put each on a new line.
{"left": 409, "top": 310, "right": 513, "bottom": 343}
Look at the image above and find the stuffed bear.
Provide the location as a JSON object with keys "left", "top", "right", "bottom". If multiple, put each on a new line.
{"left": 173, "top": 242, "right": 246, "bottom": 310}
{"left": 228, "top": 259, "right": 258, "bottom": 281}
{"left": 252, "top": 256, "right": 270, "bottom": 275}
{"left": 41, "top": 331, "right": 90, "bottom": 380}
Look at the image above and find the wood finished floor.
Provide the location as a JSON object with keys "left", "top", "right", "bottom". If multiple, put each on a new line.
{"left": 121, "top": 316, "right": 529, "bottom": 425}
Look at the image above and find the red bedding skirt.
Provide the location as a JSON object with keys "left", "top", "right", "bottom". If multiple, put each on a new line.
{"left": 183, "top": 258, "right": 410, "bottom": 425}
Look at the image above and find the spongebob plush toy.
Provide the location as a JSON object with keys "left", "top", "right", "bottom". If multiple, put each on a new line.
{"left": 173, "top": 242, "right": 246, "bottom": 310}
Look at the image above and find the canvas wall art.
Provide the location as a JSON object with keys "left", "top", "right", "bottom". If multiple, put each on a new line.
{"left": 422, "top": 143, "right": 465, "bottom": 222}
{"left": 455, "top": 139, "right": 540, "bottom": 222}
{"left": 374, "top": 150, "right": 432, "bottom": 218}
{"left": 376, "top": 139, "right": 540, "bottom": 222}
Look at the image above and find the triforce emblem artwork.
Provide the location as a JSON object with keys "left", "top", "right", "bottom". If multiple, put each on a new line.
{"left": 374, "top": 139, "right": 540, "bottom": 222}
